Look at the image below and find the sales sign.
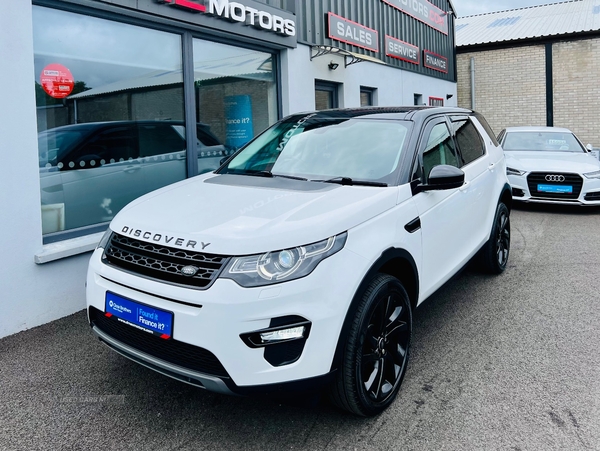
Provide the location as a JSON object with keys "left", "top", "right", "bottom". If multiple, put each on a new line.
{"left": 382, "top": 0, "right": 449, "bottom": 35}
{"left": 385, "top": 35, "right": 419, "bottom": 64}
{"left": 423, "top": 50, "right": 448, "bottom": 73}
{"left": 328, "top": 12, "right": 379, "bottom": 53}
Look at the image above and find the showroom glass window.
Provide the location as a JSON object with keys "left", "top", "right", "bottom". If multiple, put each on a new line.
{"left": 33, "top": 6, "right": 185, "bottom": 238}
{"left": 192, "top": 39, "right": 278, "bottom": 174}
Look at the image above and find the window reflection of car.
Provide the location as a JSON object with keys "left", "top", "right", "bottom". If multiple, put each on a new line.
{"left": 38, "top": 120, "right": 232, "bottom": 233}
{"left": 498, "top": 126, "right": 600, "bottom": 205}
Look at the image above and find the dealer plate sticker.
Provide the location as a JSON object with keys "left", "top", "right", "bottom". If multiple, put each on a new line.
{"left": 538, "top": 184, "right": 572, "bottom": 194}
{"left": 105, "top": 292, "right": 173, "bottom": 338}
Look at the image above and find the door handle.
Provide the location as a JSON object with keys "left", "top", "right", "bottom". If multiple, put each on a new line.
{"left": 124, "top": 165, "right": 141, "bottom": 173}
{"left": 488, "top": 162, "right": 496, "bottom": 172}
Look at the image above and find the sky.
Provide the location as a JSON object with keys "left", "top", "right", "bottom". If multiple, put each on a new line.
{"left": 452, "top": 0, "right": 567, "bottom": 17}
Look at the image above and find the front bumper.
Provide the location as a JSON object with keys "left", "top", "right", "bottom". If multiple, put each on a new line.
{"left": 86, "top": 246, "right": 368, "bottom": 391}
{"left": 508, "top": 173, "right": 600, "bottom": 206}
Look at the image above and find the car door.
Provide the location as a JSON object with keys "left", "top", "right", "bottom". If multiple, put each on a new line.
{"left": 411, "top": 117, "right": 475, "bottom": 299}
{"left": 137, "top": 122, "right": 187, "bottom": 193}
{"left": 450, "top": 115, "right": 496, "bottom": 251}
{"left": 59, "top": 124, "right": 145, "bottom": 230}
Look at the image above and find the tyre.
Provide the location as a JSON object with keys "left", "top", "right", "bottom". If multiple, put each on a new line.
{"left": 330, "top": 274, "right": 412, "bottom": 416}
{"left": 480, "top": 202, "right": 510, "bottom": 274}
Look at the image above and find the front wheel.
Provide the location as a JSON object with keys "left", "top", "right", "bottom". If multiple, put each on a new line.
{"left": 329, "top": 274, "right": 412, "bottom": 416}
{"left": 480, "top": 202, "right": 510, "bottom": 274}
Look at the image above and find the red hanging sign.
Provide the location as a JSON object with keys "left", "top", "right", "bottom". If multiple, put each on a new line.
{"left": 40, "top": 63, "right": 74, "bottom": 99}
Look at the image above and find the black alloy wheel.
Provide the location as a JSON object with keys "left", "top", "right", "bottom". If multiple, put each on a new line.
{"left": 495, "top": 208, "right": 510, "bottom": 267}
{"left": 480, "top": 202, "right": 510, "bottom": 274}
{"left": 330, "top": 274, "right": 412, "bottom": 416}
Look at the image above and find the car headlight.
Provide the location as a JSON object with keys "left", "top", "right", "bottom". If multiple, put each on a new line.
{"left": 583, "top": 170, "right": 600, "bottom": 179}
{"left": 221, "top": 232, "right": 347, "bottom": 287}
{"left": 97, "top": 229, "right": 113, "bottom": 249}
{"left": 506, "top": 167, "right": 526, "bottom": 176}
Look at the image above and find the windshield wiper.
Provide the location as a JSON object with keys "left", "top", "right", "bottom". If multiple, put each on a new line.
{"left": 314, "top": 177, "right": 388, "bottom": 187}
{"left": 233, "top": 170, "right": 307, "bottom": 181}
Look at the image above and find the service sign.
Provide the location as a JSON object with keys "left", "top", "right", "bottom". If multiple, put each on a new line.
{"left": 385, "top": 35, "right": 419, "bottom": 65}
{"left": 382, "top": 0, "right": 449, "bottom": 35}
{"left": 328, "top": 12, "right": 379, "bottom": 53}
{"left": 423, "top": 50, "right": 448, "bottom": 73}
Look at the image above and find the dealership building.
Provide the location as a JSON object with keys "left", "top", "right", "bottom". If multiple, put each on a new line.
{"left": 0, "top": 0, "right": 457, "bottom": 338}
{"left": 456, "top": 0, "right": 600, "bottom": 147}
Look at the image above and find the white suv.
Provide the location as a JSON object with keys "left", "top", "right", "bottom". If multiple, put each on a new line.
{"left": 87, "top": 107, "right": 512, "bottom": 416}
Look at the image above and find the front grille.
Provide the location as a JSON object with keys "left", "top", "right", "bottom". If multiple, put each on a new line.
{"left": 103, "top": 233, "right": 230, "bottom": 289}
{"left": 89, "top": 306, "right": 229, "bottom": 378}
{"left": 527, "top": 172, "right": 583, "bottom": 200}
{"left": 584, "top": 191, "right": 600, "bottom": 201}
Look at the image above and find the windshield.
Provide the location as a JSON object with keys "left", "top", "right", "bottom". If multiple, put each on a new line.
{"left": 503, "top": 131, "right": 585, "bottom": 153}
{"left": 219, "top": 115, "right": 411, "bottom": 184}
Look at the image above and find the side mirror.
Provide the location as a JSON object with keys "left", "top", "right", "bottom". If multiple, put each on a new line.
{"left": 586, "top": 144, "right": 594, "bottom": 152}
{"left": 420, "top": 165, "right": 465, "bottom": 191}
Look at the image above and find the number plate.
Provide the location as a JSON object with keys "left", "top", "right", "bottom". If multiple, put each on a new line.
{"left": 105, "top": 292, "right": 173, "bottom": 339}
{"left": 537, "top": 184, "right": 572, "bottom": 194}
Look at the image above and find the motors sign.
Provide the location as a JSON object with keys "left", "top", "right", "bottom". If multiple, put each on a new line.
{"left": 328, "top": 12, "right": 379, "bottom": 53}
{"left": 382, "top": 0, "right": 449, "bottom": 35}
{"left": 156, "top": 0, "right": 296, "bottom": 40}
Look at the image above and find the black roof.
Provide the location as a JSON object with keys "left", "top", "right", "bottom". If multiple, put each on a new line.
{"left": 284, "top": 106, "right": 473, "bottom": 122}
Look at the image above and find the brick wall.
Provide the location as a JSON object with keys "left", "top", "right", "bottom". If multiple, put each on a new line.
{"left": 457, "top": 45, "right": 547, "bottom": 137}
{"left": 458, "top": 38, "right": 600, "bottom": 147}
{"left": 552, "top": 38, "right": 600, "bottom": 147}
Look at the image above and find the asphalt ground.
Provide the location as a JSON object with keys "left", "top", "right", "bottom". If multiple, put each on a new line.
{"left": 1, "top": 203, "right": 599, "bottom": 451}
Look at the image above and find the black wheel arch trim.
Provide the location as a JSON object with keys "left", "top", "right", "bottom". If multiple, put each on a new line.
{"left": 329, "top": 247, "right": 418, "bottom": 373}
{"left": 500, "top": 182, "right": 513, "bottom": 210}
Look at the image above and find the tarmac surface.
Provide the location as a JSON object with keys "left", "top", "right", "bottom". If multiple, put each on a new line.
{"left": 1, "top": 203, "right": 599, "bottom": 450}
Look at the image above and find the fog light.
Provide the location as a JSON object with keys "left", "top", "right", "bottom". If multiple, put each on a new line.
{"left": 240, "top": 319, "right": 312, "bottom": 348}
{"left": 260, "top": 326, "right": 305, "bottom": 343}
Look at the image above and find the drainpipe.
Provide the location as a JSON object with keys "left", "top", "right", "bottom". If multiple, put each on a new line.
{"left": 470, "top": 57, "right": 476, "bottom": 110}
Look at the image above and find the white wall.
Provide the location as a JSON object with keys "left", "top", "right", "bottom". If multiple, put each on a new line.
{"left": 280, "top": 45, "right": 457, "bottom": 115}
{"left": 0, "top": 3, "right": 89, "bottom": 338}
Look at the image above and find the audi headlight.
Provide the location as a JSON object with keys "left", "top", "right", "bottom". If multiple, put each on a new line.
{"left": 506, "top": 167, "right": 526, "bottom": 176}
{"left": 221, "top": 232, "right": 347, "bottom": 287}
{"left": 583, "top": 170, "right": 600, "bottom": 179}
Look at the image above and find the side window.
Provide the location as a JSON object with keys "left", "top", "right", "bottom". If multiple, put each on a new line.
{"left": 61, "top": 126, "right": 137, "bottom": 170}
{"left": 138, "top": 123, "right": 185, "bottom": 158}
{"left": 422, "top": 122, "right": 459, "bottom": 183}
{"left": 452, "top": 119, "right": 485, "bottom": 167}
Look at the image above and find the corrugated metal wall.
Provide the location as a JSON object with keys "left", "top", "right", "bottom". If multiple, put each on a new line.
{"left": 290, "top": 0, "right": 456, "bottom": 81}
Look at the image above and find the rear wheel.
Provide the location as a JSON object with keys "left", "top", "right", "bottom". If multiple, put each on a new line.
{"left": 330, "top": 274, "right": 412, "bottom": 416}
{"left": 480, "top": 202, "right": 510, "bottom": 274}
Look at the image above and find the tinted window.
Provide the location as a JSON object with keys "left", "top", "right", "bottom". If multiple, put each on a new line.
{"left": 422, "top": 122, "right": 459, "bottom": 183}
{"left": 138, "top": 124, "right": 185, "bottom": 157}
{"left": 62, "top": 125, "right": 137, "bottom": 170}
{"left": 453, "top": 119, "right": 485, "bottom": 166}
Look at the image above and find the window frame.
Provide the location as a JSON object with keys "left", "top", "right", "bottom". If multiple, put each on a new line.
{"left": 34, "top": 0, "right": 283, "bottom": 245}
